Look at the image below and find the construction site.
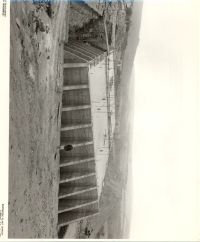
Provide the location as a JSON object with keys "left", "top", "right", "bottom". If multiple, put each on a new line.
{"left": 9, "top": 0, "right": 142, "bottom": 239}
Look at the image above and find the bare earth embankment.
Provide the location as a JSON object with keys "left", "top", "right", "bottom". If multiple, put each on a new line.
{"left": 9, "top": 2, "right": 68, "bottom": 238}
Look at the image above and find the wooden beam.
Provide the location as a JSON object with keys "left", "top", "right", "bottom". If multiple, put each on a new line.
{"left": 68, "top": 43, "right": 98, "bottom": 57}
{"left": 103, "top": 14, "right": 110, "bottom": 53}
{"left": 61, "top": 123, "right": 92, "bottom": 132}
{"left": 65, "top": 47, "right": 94, "bottom": 61}
{"left": 58, "top": 199, "right": 98, "bottom": 214}
{"left": 59, "top": 172, "right": 96, "bottom": 184}
{"left": 62, "top": 104, "right": 91, "bottom": 112}
{"left": 59, "top": 186, "right": 97, "bottom": 199}
{"left": 60, "top": 140, "right": 93, "bottom": 149}
{"left": 63, "top": 63, "right": 88, "bottom": 68}
{"left": 63, "top": 84, "right": 89, "bottom": 91}
{"left": 60, "top": 157, "right": 94, "bottom": 167}
{"left": 72, "top": 41, "right": 104, "bottom": 55}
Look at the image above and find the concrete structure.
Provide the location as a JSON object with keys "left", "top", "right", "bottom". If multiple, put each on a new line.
{"left": 58, "top": 42, "right": 115, "bottom": 231}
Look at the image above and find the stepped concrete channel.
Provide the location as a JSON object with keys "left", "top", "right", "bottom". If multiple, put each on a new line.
{"left": 58, "top": 42, "right": 115, "bottom": 232}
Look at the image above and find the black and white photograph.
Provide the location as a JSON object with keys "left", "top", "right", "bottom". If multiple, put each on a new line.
{"left": 8, "top": 0, "right": 140, "bottom": 238}
{"left": 0, "top": 0, "right": 200, "bottom": 240}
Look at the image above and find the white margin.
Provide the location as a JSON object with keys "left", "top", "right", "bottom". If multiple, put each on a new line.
{"left": 0, "top": 0, "right": 9, "bottom": 239}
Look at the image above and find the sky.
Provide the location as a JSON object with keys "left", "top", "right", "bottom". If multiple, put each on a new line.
{"left": 130, "top": 0, "right": 200, "bottom": 240}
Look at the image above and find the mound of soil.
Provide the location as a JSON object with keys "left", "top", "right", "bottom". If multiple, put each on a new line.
{"left": 9, "top": 1, "right": 69, "bottom": 238}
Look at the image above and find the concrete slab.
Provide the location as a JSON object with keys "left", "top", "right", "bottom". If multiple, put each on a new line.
{"left": 89, "top": 58, "right": 110, "bottom": 196}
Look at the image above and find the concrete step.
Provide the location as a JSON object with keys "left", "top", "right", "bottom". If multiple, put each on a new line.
{"left": 63, "top": 66, "right": 88, "bottom": 86}
{"left": 63, "top": 84, "right": 89, "bottom": 91}
{"left": 59, "top": 175, "right": 97, "bottom": 198}
{"left": 62, "top": 104, "right": 91, "bottom": 112}
{"left": 60, "top": 159, "right": 95, "bottom": 174}
{"left": 59, "top": 187, "right": 98, "bottom": 202}
{"left": 60, "top": 156, "right": 95, "bottom": 167}
{"left": 60, "top": 127, "right": 93, "bottom": 147}
{"left": 61, "top": 108, "right": 91, "bottom": 127}
{"left": 58, "top": 198, "right": 98, "bottom": 214}
{"left": 62, "top": 88, "right": 90, "bottom": 107}
{"left": 61, "top": 123, "right": 92, "bottom": 132}
{"left": 60, "top": 171, "right": 96, "bottom": 184}
{"left": 60, "top": 143, "right": 94, "bottom": 159}
{"left": 58, "top": 210, "right": 99, "bottom": 228}
{"left": 59, "top": 185, "right": 97, "bottom": 199}
{"left": 58, "top": 203, "right": 99, "bottom": 228}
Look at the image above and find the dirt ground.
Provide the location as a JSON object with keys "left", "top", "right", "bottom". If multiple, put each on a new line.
{"left": 9, "top": 2, "right": 68, "bottom": 238}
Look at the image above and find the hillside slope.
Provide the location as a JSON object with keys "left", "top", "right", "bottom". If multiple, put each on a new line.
{"left": 9, "top": 2, "right": 69, "bottom": 238}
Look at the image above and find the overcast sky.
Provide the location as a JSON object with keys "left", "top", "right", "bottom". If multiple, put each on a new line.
{"left": 130, "top": 0, "right": 200, "bottom": 240}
